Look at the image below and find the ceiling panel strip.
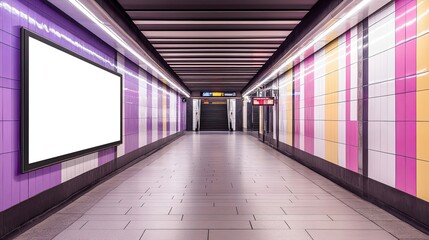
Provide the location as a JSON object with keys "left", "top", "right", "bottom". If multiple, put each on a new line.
{"left": 142, "top": 30, "right": 291, "bottom": 38}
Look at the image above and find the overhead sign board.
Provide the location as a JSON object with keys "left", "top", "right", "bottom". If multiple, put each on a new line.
{"left": 252, "top": 97, "right": 275, "bottom": 106}
{"left": 201, "top": 91, "right": 236, "bottom": 97}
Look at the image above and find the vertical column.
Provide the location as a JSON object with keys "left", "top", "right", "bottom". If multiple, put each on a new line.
{"left": 115, "top": 53, "right": 126, "bottom": 157}
{"left": 259, "top": 106, "right": 263, "bottom": 135}
{"left": 167, "top": 86, "right": 170, "bottom": 136}
{"left": 124, "top": 59, "right": 139, "bottom": 154}
{"left": 146, "top": 70, "right": 153, "bottom": 144}
{"left": 182, "top": 97, "right": 186, "bottom": 131}
{"left": 313, "top": 50, "right": 326, "bottom": 160}
{"left": 305, "top": 55, "right": 315, "bottom": 155}
{"left": 158, "top": 80, "right": 163, "bottom": 140}
{"left": 162, "top": 84, "right": 168, "bottom": 138}
{"left": 294, "top": 62, "right": 301, "bottom": 150}
{"left": 176, "top": 92, "right": 179, "bottom": 133}
{"left": 152, "top": 79, "right": 157, "bottom": 140}
{"left": 346, "top": 31, "right": 352, "bottom": 169}
{"left": 346, "top": 30, "right": 359, "bottom": 172}
{"left": 338, "top": 35, "right": 347, "bottom": 168}
{"left": 362, "top": 20, "right": 369, "bottom": 177}
{"left": 286, "top": 70, "right": 294, "bottom": 146}
{"left": 358, "top": 22, "right": 365, "bottom": 175}
{"left": 138, "top": 68, "right": 148, "bottom": 148}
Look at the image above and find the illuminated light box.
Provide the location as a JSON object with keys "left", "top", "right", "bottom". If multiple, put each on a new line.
{"left": 201, "top": 91, "right": 236, "bottom": 97}
{"left": 252, "top": 97, "right": 275, "bottom": 106}
{"left": 20, "top": 28, "right": 123, "bottom": 173}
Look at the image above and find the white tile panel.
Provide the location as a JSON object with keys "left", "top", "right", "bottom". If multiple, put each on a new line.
{"left": 299, "top": 62, "right": 305, "bottom": 150}
{"left": 387, "top": 121, "right": 396, "bottom": 155}
{"left": 61, "top": 153, "right": 98, "bottom": 183}
{"left": 314, "top": 138, "right": 325, "bottom": 159}
{"left": 152, "top": 86, "right": 159, "bottom": 142}
{"left": 278, "top": 76, "right": 286, "bottom": 142}
{"left": 370, "top": 152, "right": 396, "bottom": 187}
{"left": 350, "top": 27, "right": 358, "bottom": 65}
{"left": 368, "top": 7, "right": 395, "bottom": 57}
{"left": 338, "top": 108, "right": 346, "bottom": 143}
{"left": 116, "top": 53, "right": 126, "bottom": 158}
{"left": 139, "top": 69, "right": 148, "bottom": 147}
{"left": 386, "top": 47, "right": 396, "bottom": 82}
{"left": 379, "top": 115, "right": 389, "bottom": 153}
{"left": 368, "top": 1, "right": 395, "bottom": 27}
{"left": 368, "top": 150, "right": 380, "bottom": 180}
{"left": 313, "top": 49, "right": 325, "bottom": 155}
{"left": 338, "top": 143, "right": 347, "bottom": 168}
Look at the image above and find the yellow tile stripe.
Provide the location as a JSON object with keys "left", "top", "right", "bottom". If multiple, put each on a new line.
{"left": 416, "top": 0, "right": 429, "bottom": 201}
{"left": 325, "top": 39, "right": 339, "bottom": 165}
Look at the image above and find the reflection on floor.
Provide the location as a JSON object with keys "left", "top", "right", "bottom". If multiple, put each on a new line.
{"left": 16, "top": 133, "right": 428, "bottom": 240}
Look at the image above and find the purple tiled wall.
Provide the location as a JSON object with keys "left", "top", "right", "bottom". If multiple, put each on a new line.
{"left": 0, "top": 0, "right": 186, "bottom": 213}
{"left": 167, "top": 88, "right": 170, "bottom": 136}
{"left": 158, "top": 80, "right": 163, "bottom": 139}
{"left": 146, "top": 70, "right": 153, "bottom": 144}
{"left": 176, "top": 92, "right": 179, "bottom": 132}
{"left": 124, "top": 58, "right": 139, "bottom": 154}
{"left": 0, "top": 0, "right": 115, "bottom": 212}
{"left": 181, "top": 99, "right": 186, "bottom": 131}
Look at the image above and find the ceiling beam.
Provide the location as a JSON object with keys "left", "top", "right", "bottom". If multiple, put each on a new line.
{"left": 165, "top": 57, "right": 269, "bottom": 61}
{"left": 148, "top": 38, "right": 285, "bottom": 43}
{"left": 160, "top": 53, "right": 274, "bottom": 57}
{"left": 142, "top": 30, "right": 291, "bottom": 38}
{"left": 177, "top": 72, "right": 257, "bottom": 74}
{"left": 168, "top": 62, "right": 267, "bottom": 65}
{"left": 170, "top": 64, "right": 263, "bottom": 69}
{"left": 133, "top": 20, "right": 300, "bottom": 25}
{"left": 153, "top": 43, "right": 280, "bottom": 48}
{"left": 159, "top": 49, "right": 276, "bottom": 53}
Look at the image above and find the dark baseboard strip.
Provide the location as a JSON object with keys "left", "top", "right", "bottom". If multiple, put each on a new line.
{"left": 245, "top": 130, "right": 259, "bottom": 139}
{"left": 246, "top": 132, "right": 429, "bottom": 234}
{"left": 0, "top": 131, "right": 185, "bottom": 239}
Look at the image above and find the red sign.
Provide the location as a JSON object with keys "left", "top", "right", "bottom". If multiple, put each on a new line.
{"left": 252, "top": 97, "right": 275, "bottom": 106}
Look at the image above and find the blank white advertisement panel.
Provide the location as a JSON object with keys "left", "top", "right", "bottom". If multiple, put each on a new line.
{"left": 21, "top": 29, "right": 122, "bottom": 172}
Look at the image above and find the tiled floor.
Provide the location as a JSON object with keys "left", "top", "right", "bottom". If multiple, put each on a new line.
{"left": 15, "top": 133, "right": 429, "bottom": 240}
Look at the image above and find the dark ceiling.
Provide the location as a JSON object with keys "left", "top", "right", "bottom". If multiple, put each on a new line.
{"left": 116, "top": 0, "right": 318, "bottom": 92}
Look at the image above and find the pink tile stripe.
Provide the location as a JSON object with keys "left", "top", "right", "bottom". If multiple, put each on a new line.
{"left": 345, "top": 31, "right": 358, "bottom": 172}
{"left": 294, "top": 62, "right": 301, "bottom": 149}
{"left": 304, "top": 55, "right": 314, "bottom": 155}
{"left": 395, "top": 0, "right": 416, "bottom": 195}
{"left": 395, "top": 0, "right": 406, "bottom": 192}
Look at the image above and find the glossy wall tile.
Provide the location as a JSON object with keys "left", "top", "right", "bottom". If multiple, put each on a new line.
{"left": 0, "top": 0, "right": 186, "bottom": 213}
{"left": 269, "top": 0, "right": 429, "bottom": 202}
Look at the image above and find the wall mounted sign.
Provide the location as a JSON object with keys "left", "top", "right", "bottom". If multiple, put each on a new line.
{"left": 21, "top": 28, "right": 122, "bottom": 173}
{"left": 252, "top": 97, "right": 275, "bottom": 106}
{"left": 201, "top": 91, "right": 236, "bottom": 97}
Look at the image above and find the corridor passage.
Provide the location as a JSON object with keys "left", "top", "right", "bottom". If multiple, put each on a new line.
{"left": 16, "top": 133, "right": 427, "bottom": 240}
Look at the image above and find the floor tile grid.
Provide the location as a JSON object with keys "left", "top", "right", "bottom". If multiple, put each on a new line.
{"left": 11, "top": 138, "right": 187, "bottom": 240}
{"left": 263, "top": 137, "right": 428, "bottom": 240}
{"left": 12, "top": 133, "right": 429, "bottom": 240}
